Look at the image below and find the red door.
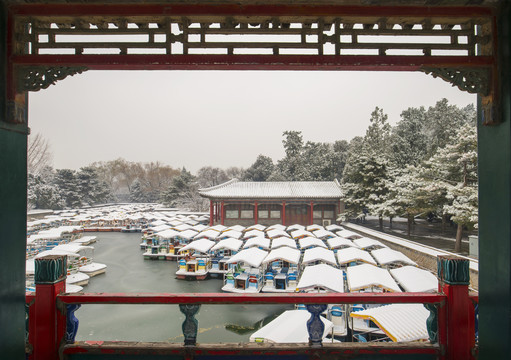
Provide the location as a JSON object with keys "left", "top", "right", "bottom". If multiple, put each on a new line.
{"left": 285, "top": 205, "right": 309, "bottom": 226}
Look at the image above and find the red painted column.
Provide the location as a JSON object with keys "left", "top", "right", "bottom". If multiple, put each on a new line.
{"left": 221, "top": 201, "right": 225, "bottom": 225}
{"left": 34, "top": 255, "right": 67, "bottom": 360}
{"left": 310, "top": 201, "right": 314, "bottom": 225}
{"left": 209, "top": 200, "right": 213, "bottom": 226}
{"left": 282, "top": 201, "right": 286, "bottom": 226}
{"left": 254, "top": 201, "right": 258, "bottom": 224}
{"left": 437, "top": 256, "right": 475, "bottom": 360}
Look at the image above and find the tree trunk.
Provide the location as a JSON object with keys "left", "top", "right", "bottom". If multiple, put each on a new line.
{"left": 407, "top": 214, "right": 412, "bottom": 237}
{"left": 379, "top": 216, "right": 383, "bottom": 231}
{"left": 389, "top": 217, "right": 393, "bottom": 229}
{"left": 442, "top": 214, "right": 447, "bottom": 232}
{"left": 455, "top": 223, "right": 463, "bottom": 253}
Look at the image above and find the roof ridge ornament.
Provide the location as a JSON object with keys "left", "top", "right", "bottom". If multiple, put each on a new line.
{"left": 17, "top": 66, "right": 88, "bottom": 92}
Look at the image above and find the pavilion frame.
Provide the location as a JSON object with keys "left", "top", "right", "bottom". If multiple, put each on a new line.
{"left": 0, "top": 2, "right": 509, "bottom": 359}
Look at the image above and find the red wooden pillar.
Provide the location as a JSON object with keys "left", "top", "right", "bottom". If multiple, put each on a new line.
{"left": 34, "top": 255, "right": 67, "bottom": 360}
{"left": 310, "top": 201, "right": 314, "bottom": 225}
{"left": 437, "top": 255, "right": 475, "bottom": 360}
{"left": 221, "top": 201, "right": 225, "bottom": 225}
{"left": 254, "top": 201, "right": 258, "bottom": 224}
{"left": 209, "top": 200, "right": 213, "bottom": 226}
{"left": 282, "top": 201, "right": 286, "bottom": 226}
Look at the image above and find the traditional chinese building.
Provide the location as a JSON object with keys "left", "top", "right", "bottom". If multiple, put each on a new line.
{"left": 199, "top": 179, "right": 344, "bottom": 227}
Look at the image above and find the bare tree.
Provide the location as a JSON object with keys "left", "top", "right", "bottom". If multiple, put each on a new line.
{"left": 28, "top": 133, "right": 52, "bottom": 175}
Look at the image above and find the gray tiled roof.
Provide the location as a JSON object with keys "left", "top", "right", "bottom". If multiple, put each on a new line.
{"left": 198, "top": 179, "right": 342, "bottom": 199}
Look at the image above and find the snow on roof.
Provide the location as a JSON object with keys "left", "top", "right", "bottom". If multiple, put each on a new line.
{"left": 353, "top": 237, "right": 388, "bottom": 250}
{"left": 350, "top": 304, "right": 429, "bottom": 342}
{"left": 209, "top": 224, "right": 227, "bottom": 232}
{"left": 266, "top": 229, "right": 291, "bottom": 239}
{"left": 194, "top": 229, "right": 220, "bottom": 240}
{"left": 217, "top": 230, "right": 243, "bottom": 240}
{"left": 193, "top": 224, "right": 208, "bottom": 232}
{"left": 179, "top": 239, "right": 215, "bottom": 254}
{"left": 312, "top": 229, "right": 337, "bottom": 240}
{"left": 298, "top": 236, "right": 327, "bottom": 250}
{"left": 243, "top": 236, "right": 271, "bottom": 250}
{"left": 326, "top": 224, "right": 344, "bottom": 232}
{"left": 271, "top": 237, "right": 297, "bottom": 249}
{"left": 390, "top": 266, "right": 438, "bottom": 292}
{"left": 225, "top": 225, "right": 245, "bottom": 232}
{"left": 149, "top": 224, "right": 171, "bottom": 233}
{"left": 302, "top": 248, "right": 337, "bottom": 267}
{"left": 155, "top": 229, "right": 180, "bottom": 239}
{"left": 306, "top": 224, "right": 324, "bottom": 232}
{"left": 175, "top": 229, "right": 199, "bottom": 240}
{"left": 263, "top": 246, "right": 301, "bottom": 265}
{"left": 53, "top": 244, "right": 94, "bottom": 253}
{"left": 267, "top": 224, "right": 286, "bottom": 232}
{"left": 227, "top": 247, "right": 268, "bottom": 267}
{"left": 210, "top": 238, "right": 243, "bottom": 252}
{"left": 286, "top": 224, "right": 305, "bottom": 232}
{"left": 296, "top": 264, "right": 344, "bottom": 293}
{"left": 250, "top": 310, "right": 333, "bottom": 344}
{"left": 336, "top": 229, "right": 362, "bottom": 239}
{"left": 72, "top": 235, "right": 97, "bottom": 244}
{"left": 246, "top": 224, "right": 267, "bottom": 231}
{"left": 326, "top": 237, "right": 358, "bottom": 250}
{"left": 371, "top": 248, "right": 417, "bottom": 267}
{"left": 35, "top": 249, "right": 81, "bottom": 259}
{"left": 172, "top": 224, "right": 194, "bottom": 231}
{"left": 336, "top": 247, "right": 377, "bottom": 266}
{"left": 347, "top": 264, "right": 402, "bottom": 292}
{"left": 149, "top": 219, "right": 167, "bottom": 226}
{"left": 199, "top": 179, "right": 342, "bottom": 199}
{"left": 243, "top": 229, "right": 265, "bottom": 239}
{"left": 290, "top": 229, "right": 314, "bottom": 239}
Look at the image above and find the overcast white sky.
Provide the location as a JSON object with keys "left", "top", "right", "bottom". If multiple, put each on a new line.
{"left": 28, "top": 70, "right": 476, "bottom": 173}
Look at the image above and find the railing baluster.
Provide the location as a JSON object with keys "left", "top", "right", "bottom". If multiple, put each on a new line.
{"left": 65, "top": 304, "right": 81, "bottom": 343}
{"left": 179, "top": 304, "right": 201, "bottom": 346}
{"left": 305, "top": 304, "right": 328, "bottom": 347}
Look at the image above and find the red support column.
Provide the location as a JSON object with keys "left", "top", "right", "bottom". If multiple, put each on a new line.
{"left": 437, "top": 255, "right": 475, "bottom": 360}
{"left": 254, "top": 201, "right": 258, "bottom": 224}
{"left": 310, "top": 201, "right": 314, "bottom": 225}
{"left": 34, "top": 255, "right": 67, "bottom": 360}
{"left": 209, "top": 200, "right": 213, "bottom": 226}
{"left": 221, "top": 201, "right": 225, "bottom": 225}
{"left": 282, "top": 201, "right": 286, "bottom": 226}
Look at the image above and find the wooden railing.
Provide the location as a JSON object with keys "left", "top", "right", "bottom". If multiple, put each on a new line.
{"left": 25, "top": 255, "right": 477, "bottom": 360}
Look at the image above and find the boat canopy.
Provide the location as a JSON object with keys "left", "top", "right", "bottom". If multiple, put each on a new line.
{"left": 302, "top": 247, "right": 337, "bottom": 267}
{"left": 149, "top": 224, "right": 171, "bottom": 233}
{"left": 245, "top": 224, "right": 266, "bottom": 232}
{"left": 35, "top": 249, "right": 81, "bottom": 259}
{"left": 312, "top": 229, "right": 337, "bottom": 240}
{"left": 243, "top": 236, "right": 270, "bottom": 250}
{"left": 389, "top": 266, "right": 438, "bottom": 292}
{"left": 371, "top": 248, "right": 417, "bottom": 267}
{"left": 271, "top": 237, "right": 297, "bottom": 249}
{"left": 225, "top": 225, "right": 246, "bottom": 233}
{"left": 299, "top": 236, "right": 327, "bottom": 250}
{"left": 208, "top": 224, "right": 227, "bottom": 232}
{"left": 350, "top": 304, "right": 429, "bottom": 342}
{"left": 210, "top": 238, "right": 243, "bottom": 252}
{"left": 243, "top": 229, "right": 265, "bottom": 239}
{"left": 227, "top": 247, "right": 268, "bottom": 267}
{"left": 266, "top": 224, "right": 286, "bottom": 232}
{"left": 290, "top": 229, "right": 314, "bottom": 239}
{"left": 217, "top": 230, "right": 242, "bottom": 240}
{"left": 297, "top": 264, "right": 344, "bottom": 293}
{"left": 249, "top": 310, "right": 333, "bottom": 344}
{"left": 336, "top": 229, "right": 362, "bottom": 239}
{"left": 353, "top": 237, "right": 388, "bottom": 250}
{"left": 193, "top": 229, "right": 219, "bottom": 240}
{"left": 176, "top": 229, "right": 199, "bottom": 240}
{"left": 326, "top": 237, "right": 357, "bottom": 250}
{"left": 179, "top": 239, "right": 215, "bottom": 254}
{"left": 336, "top": 247, "right": 377, "bottom": 266}
{"left": 286, "top": 224, "right": 305, "bottom": 232}
{"left": 266, "top": 229, "right": 291, "bottom": 239}
{"left": 326, "top": 224, "right": 343, "bottom": 232}
{"left": 149, "top": 219, "right": 167, "bottom": 227}
{"left": 306, "top": 224, "right": 324, "bottom": 232}
{"left": 263, "top": 246, "right": 301, "bottom": 265}
{"left": 155, "top": 229, "right": 180, "bottom": 240}
{"left": 347, "top": 264, "right": 402, "bottom": 292}
{"left": 53, "top": 244, "right": 94, "bottom": 253}
{"left": 72, "top": 235, "right": 97, "bottom": 244}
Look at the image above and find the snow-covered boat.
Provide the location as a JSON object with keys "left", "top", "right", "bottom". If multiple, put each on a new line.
{"left": 53, "top": 244, "right": 107, "bottom": 277}
{"left": 222, "top": 247, "right": 268, "bottom": 293}
{"left": 209, "top": 238, "right": 243, "bottom": 277}
{"left": 336, "top": 247, "right": 377, "bottom": 267}
{"left": 371, "top": 248, "right": 417, "bottom": 269}
{"left": 261, "top": 246, "right": 301, "bottom": 293}
{"left": 175, "top": 239, "right": 215, "bottom": 280}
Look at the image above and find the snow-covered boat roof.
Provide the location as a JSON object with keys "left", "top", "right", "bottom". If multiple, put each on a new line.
{"left": 209, "top": 224, "right": 227, "bottom": 232}
{"left": 149, "top": 219, "right": 167, "bottom": 226}
{"left": 271, "top": 237, "right": 297, "bottom": 249}
{"left": 301, "top": 247, "right": 337, "bottom": 267}
{"left": 266, "top": 224, "right": 286, "bottom": 232}
{"left": 217, "top": 230, "right": 242, "bottom": 240}
{"left": 243, "top": 229, "right": 265, "bottom": 239}
{"left": 172, "top": 224, "right": 194, "bottom": 232}
{"left": 347, "top": 264, "right": 402, "bottom": 292}
{"left": 263, "top": 246, "right": 301, "bottom": 265}
{"left": 298, "top": 236, "right": 327, "bottom": 250}
{"left": 371, "top": 248, "right": 417, "bottom": 267}
{"left": 53, "top": 244, "right": 94, "bottom": 253}
{"left": 290, "top": 229, "right": 314, "bottom": 239}
{"left": 389, "top": 266, "right": 438, "bottom": 292}
{"left": 249, "top": 310, "right": 333, "bottom": 344}
{"left": 210, "top": 238, "right": 243, "bottom": 252}
{"left": 227, "top": 247, "right": 268, "bottom": 267}
{"left": 326, "top": 237, "right": 357, "bottom": 249}
{"left": 266, "top": 229, "right": 291, "bottom": 239}
{"left": 179, "top": 239, "right": 215, "bottom": 254}
{"left": 199, "top": 179, "right": 342, "bottom": 199}
{"left": 353, "top": 237, "right": 388, "bottom": 250}
{"left": 296, "top": 264, "right": 344, "bottom": 293}
{"left": 72, "top": 235, "right": 97, "bottom": 244}
{"left": 336, "top": 229, "right": 362, "bottom": 239}
{"left": 175, "top": 229, "right": 199, "bottom": 240}
{"left": 149, "top": 224, "right": 171, "bottom": 233}
{"left": 350, "top": 304, "right": 429, "bottom": 342}
{"left": 312, "top": 229, "right": 336, "bottom": 240}
{"left": 245, "top": 224, "right": 266, "bottom": 231}
{"left": 286, "top": 224, "right": 304, "bottom": 232}
{"left": 326, "top": 224, "right": 343, "bottom": 232}
{"left": 155, "top": 229, "right": 180, "bottom": 239}
{"left": 225, "top": 225, "right": 246, "bottom": 232}
{"left": 336, "top": 247, "right": 377, "bottom": 266}
{"left": 306, "top": 224, "right": 324, "bottom": 232}
{"left": 192, "top": 224, "right": 208, "bottom": 232}
{"left": 194, "top": 229, "right": 220, "bottom": 240}
{"left": 35, "top": 249, "right": 81, "bottom": 259}
{"left": 243, "top": 236, "right": 271, "bottom": 250}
